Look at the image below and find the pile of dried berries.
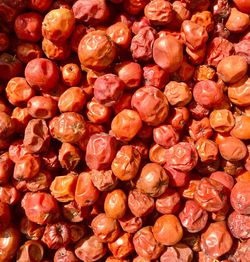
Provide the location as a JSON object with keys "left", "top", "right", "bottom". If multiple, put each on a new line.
{"left": 0, "top": 0, "right": 250, "bottom": 261}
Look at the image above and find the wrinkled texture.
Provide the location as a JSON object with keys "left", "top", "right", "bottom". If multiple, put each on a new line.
{"left": 206, "top": 37, "right": 235, "bottom": 67}
{"left": 230, "top": 181, "right": 250, "bottom": 215}
{"left": 42, "top": 222, "right": 71, "bottom": 249}
{"left": 108, "top": 232, "right": 134, "bottom": 259}
{"left": 181, "top": 20, "right": 209, "bottom": 51}
{"left": 194, "top": 177, "right": 227, "bottom": 212}
{"left": 73, "top": 0, "right": 109, "bottom": 25}
{"left": 160, "top": 243, "right": 193, "bottom": 262}
{"left": 1, "top": 1, "right": 250, "bottom": 261}
{"left": 193, "top": 80, "right": 223, "bottom": 109}
{"left": 228, "top": 211, "right": 250, "bottom": 239}
{"left": 42, "top": 8, "right": 75, "bottom": 43}
{"left": 91, "top": 213, "right": 120, "bottom": 243}
{"left": 23, "top": 119, "right": 50, "bottom": 153}
{"left": 131, "top": 86, "right": 169, "bottom": 126}
{"left": 144, "top": 0, "right": 174, "bottom": 25}
{"left": 152, "top": 214, "right": 183, "bottom": 246}
{"left": 153, "top": 35, "right": 183, "bottom": 73}
{"left": 49, "top": 112, "right": 87, "bottom": 144}
{"left": 85, "top": 133, "right": 117, "bottom": 170}
{"left": 21, "top": 192, "right": 60, "bottom": 225}
{"left": 217, "top": 55, "right": 248, "bottom": 84}
{"left": 179, "top": 200, "right": 208, "bottom": 233}
{"left": 131, "top": 27, "right": 156, "bottom": 62}
{"left": 112, "top": 145, "right": 141, "bottom": 181}
{"left": 128, "top": 189, "right": 155, "bottom": 217}
{"left": 165, "top": 142, "right": 198, "bottom": 172}
{"left": 75, "top": 235, "right": 107, "bottom": 261}
{"left": 201, "top": 221, "right": 233, "bottom": 258}
{"left": 24, "top": 58, "right": 59, "bottom": 92}
{"left": 78, "top": 30, "right": 116, "bottom": 70}
{"left": 94, "top": 74, "right": 125, "bottom": 107}
{"left": 104, "top": 189, "right": 127, "bottom": 219}
{"left": 133, "top": 226, "right": 164, "bottom": 260}
{"left": 136, "top": 163, "right": 169, "bottom": 197}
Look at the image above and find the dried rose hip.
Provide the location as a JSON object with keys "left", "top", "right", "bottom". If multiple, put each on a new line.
{"left": 194, "top": 177, "right": 227, "bottom": 212}
{"left": 107, "top": 22, "right": 132, "bottom": 49}
{"left": 118, "top": 212, "right": 143, "bottom": 234}
{"left": 58, "top": 87, "right": 86, "bottom": 113}
{"left": 94, "top": 74, "right": 125, "bottom": 107}
{"left": 0, "top": 53, "right": 23, "bottom": 82}
{"left": 219, "top": 136, "right": 247, "bottom": 161}
{"left": 50, "top": 173, "right": 77, "bottom": 202}
{"left": 108, "top": 232, "right": 134, "bottom": 259}
{"left": 49, "top": 112, "right": 87, "bottom": 144}
{"left": 90, "top": 169, "right": 118, "bottom": 192}
{"left": 225, "top": 7, "right": 249, "bottom": 33}
{"left": 143, "top": 63, "right": 169, "bottom": 89}
{"left": 2, "top": 0, "right": 250, "bottom": 260}
{"left": 14, "top": 12, "right": 42, "bottom": 42}
{"left": 42, "top": 222, "right": 71, "bottom": 249}
{"left": 133, "top": 226, "right": 164, "bottom": 260}
{"left": 179, "top": 200, "right": 208, "bottom": 233}
{"left": 42, "top": 8, "right": 75, "bottom": 43}
{"left": 160, "top": 243, "right": 193, "bottom": 262}
{"left": 136, "top": 163, "right": 169, "bottom": 197}
{"left": 54, "top": 247, "right": 79, "bottom": 262}
{"left": 181, "top": 20, "right": 209, "bottom": 51}
{"left": 13, "top": 154, "right": 41, "bottom": 181}
{"left": 112, "top": 145, "right": 141, "bottom": 181}
{"left": 116, "top": 62, "right": 142, "bottom": 89}
{"left": 201, "top": 221, "right": 233, "bottom": 258}
{"left": 91, "top": 213, "right": 120, "bottom": 243}
{"left": 78, "top": 30, "right": 116, "bottom": 71}
{"left": 16, "top": 240, "right": 44, "bottom": 262}
{"left": 21, "top": 192, "right": 60, "bottom": 225}
{"left": 104, "top": 189, "right": 127, "bottom": 219}
{"left": 228, "top": 211, "right": 250, "bottom": 239}
{"left": 193, "top": 80, "right": 223, "bottom": 109}
{"left": 62, "top": 201, "right": 89, "bottom": 223}
{"left": 111, "top": 110, "right": 142, "bottom": 142}
{"left": 16, "top": 42, "right": 43, "bottom": 64}
{"left": 23, "top": 119, "right": 50, "bottom": 153}
{"left": 152, "top": 214, "right": 183, "bottom": 246}
{"left": 196, "top": 138, "right": 219, "bottom": 163}
{"left": 128, "top": 189, "right": 155, "bottom": 217}
{"left": 0, "top": 152, "right": 14, "bottom": 184}
{"left": 131, "top": 86, "right": 169, "bottom": 126}
{"left": 0, "top": 112, "right": 15, "bottom": 139}
{"left": 73, "top": 0, "right": 109, "bottom": 25}
{"left": 24, "top": 58, "right": 59, "bottom": 92}
{"left": 156, "top": 188, "right": 181, "bottom": 214}
{"left": 230, "top": 181, "right": 250, "bottom": 215}
{"left": 165, "top": 142, "right": 198, "bottom": 172}
{"left": 131, "top": 27, "right": 156, "bottom": 62}
{"left": 85, "top": 133, "right": 117, "bottom": 170}
{"left": 164, "top": 81, "right": 192, "bottom": 107}
{"left": 144, "top": 0, "right": 174, "bottom": 25}
{"left": 75, "top": 235, "right": 107, "bottom": 261}
{"left": 58, "top": 143, "right": 81, "bottom": 170}
{"left": 0, "top": 226, "right": 21, "bottom": 261}
{"left": 6, "top": 77, "right": 35, "bottom": 107}
{"left": 153, "top": 35, "right": 183, "bottom": 73}
{"left": 75, "top": 172, "right": 100, "bottom": 207}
